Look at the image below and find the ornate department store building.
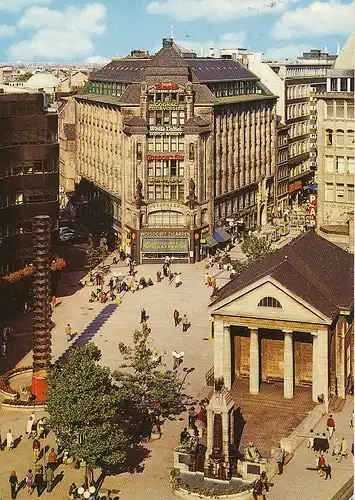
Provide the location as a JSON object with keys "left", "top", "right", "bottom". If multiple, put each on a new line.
{"left": 72, "top": 38, "right": 277, "bottom": 263}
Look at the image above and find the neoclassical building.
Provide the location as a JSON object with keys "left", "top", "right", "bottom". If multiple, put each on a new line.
{"left": 66, "top": 38, "right": 277, "bottom": 263}
{"left": 209, "top": 231, "right": 353, "bottom": 402}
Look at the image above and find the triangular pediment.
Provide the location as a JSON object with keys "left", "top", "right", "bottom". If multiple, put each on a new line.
{"left": 211, "top": 276, "right": 331, "bottom": 325}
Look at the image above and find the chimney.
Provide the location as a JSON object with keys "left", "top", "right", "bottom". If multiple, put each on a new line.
{"left": 209, "top": 47, "right": 215, "bottom": 58}
{"left": 162, "top": 38, "right": 174, "bottom": 49}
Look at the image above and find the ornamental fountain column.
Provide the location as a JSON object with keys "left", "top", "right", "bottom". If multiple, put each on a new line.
{"left": 31, "top": 215, "right": 52, "bottom": 402}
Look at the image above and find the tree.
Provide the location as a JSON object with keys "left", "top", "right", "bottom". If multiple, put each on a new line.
{"left": 113, "top": 329, "right": 193, "bottom": 432}
{"left": 18, "top": 71, "right": 33, "bottom": 82}
{"left": 46, "top": 344, "right": 134, "bottom": 480}
{"left": 230, "top": 235, "right": 274, "bottom": 278}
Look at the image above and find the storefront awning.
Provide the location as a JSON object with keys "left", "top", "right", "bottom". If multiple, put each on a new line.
{"left": 214, "top": 227, "right": 231, "bottom": 243}
{"left": 204, "top": 237, "right": 219, "bottom": 248}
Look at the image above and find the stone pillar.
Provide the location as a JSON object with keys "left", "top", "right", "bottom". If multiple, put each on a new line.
{"left": 213, "top": 322, "right": 232, "bottom": 390}
{"left": 312, "top": 333, "right": 318, "bottom": 402}
{"left": 326, "top": 79, "right": 331, "bottom": 92}
{"left": 249, "top": 328, "right": 259, "bottom": 394}
{"left": 283, "top": 331, "right": 294, "bottom": 399}
{"left": 223, "top": 325, "right": 232, "bottom": 389}
{"left": 312, "top": 330, "right": 329, "bottom": 403}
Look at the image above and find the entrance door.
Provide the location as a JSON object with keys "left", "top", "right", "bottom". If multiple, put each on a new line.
{"left": 260, "top": 330, "right": 284, "bottom": 382}
{"left": 294, "top": 333, "right": 313, "bottom": 385}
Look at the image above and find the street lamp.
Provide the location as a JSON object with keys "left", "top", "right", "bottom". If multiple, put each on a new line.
{"left": 77, "top": 485, "right": 96, "bottom": 499}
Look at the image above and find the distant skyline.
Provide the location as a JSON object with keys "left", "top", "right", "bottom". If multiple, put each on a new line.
{"left": 0, "top": 0, "right": 352, "bottom": 63}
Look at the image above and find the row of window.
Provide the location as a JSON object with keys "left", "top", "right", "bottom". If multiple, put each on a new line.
{"left": 148, "top": 92, "right": 184, "bottom": 105}
{"left": 0, "top": 159, "right": 58, "bottom": 178}
{"left": 277, "top": 133, "right": 288, "bottom": 147}
{"left": 329, "top": 78, "right": 354, "bottom": 93}
{"left": 325, "top": 129, "right": 354, "bottom": 147}
{"left": 286, "top": 103, "right": 309, "bottom": 120}
{"left": 325, "top": 183, "right": 354, "bottom": 202}
{"left": 286, "top": 85, "right": 311, "bottom": 100}
{"left": 147, "top": 160, "right": 184, "bottom": 178}
{"left": 289, "top": 121, "right": 308, "bottom": 139}
{"left": 147, "top": 184, "right": 185, "bottom": 201}
{"left": 290, "top": 140, "right": 309, "bottom": 158}
{"left": 326, "top": 102, "right": 354, "bottom": 119}
{"left": 207, "top": 81, "right": 259, "bottom": 98}
{"left": 0, "top": 129, "right": 57, "bottom": 148}
{"left": 85, "top": 81, "right": 127, "bottom": 97}
{"left": 215, "top": 191, "right": 258, "bottom": 219}
{"left": 147, "top": 136, "right": 185, "bottom": 152}
{"left": 0, "top": 217, "right": 58, "bottom": 239}
{"left": 1, "top": 189, "right": 58, "bottom": 208}
{"left": 289, "top": 160, "right": 309, "bottom": 178}
{"left": 148, "top": 109, "right": 185, "bottom": 126}
{"left": 278, "top": 149, "right": 289, "bottom": 163}
{"left": 325, "top": 156, "right": 354, "bottom": 174}
{"left": 147, "top": 210, "right": 185, "bottom": 228}
{"left": 285, "top": 67, "right": 327, "bottom": 78}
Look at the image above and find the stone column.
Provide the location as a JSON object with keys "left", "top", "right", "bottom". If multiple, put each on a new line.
{"left": 317, "top": 330, "right": 329, "bottom": 405}
{"left": 312, "top": 333, "right": 318, "bottom": 402}
{"left": 213, "top": 322, "right": 232, "bottom": 389}
{"left": 283, "top": 331, "right": 294, "bottom": 399}
{"left": 249, "top": 328, "right": 259, "bottom": 394}
{"left": 223, "top": 325, "right": 232, "bottom": 389}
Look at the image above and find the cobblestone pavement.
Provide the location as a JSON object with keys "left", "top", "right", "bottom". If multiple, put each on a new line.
{"left": 0, "top": 260, "right": 220, "bottom": 500}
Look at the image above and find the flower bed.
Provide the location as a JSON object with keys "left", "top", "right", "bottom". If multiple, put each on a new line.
{"left": 0, "top": 366, "right": 33, "bottom": 397}
{"left": 2, "top": 257, "right": 66, "bottom": 284}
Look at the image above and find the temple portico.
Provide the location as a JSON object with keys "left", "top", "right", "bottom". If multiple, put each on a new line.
{"left": 209, "top": 232, "right": 353, "bottom": 405}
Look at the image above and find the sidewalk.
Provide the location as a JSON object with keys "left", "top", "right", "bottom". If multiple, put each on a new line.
{"left": 270, "top": 397, "right": 354, "bottom": 500}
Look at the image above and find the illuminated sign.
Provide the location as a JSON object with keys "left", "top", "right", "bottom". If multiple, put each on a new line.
{"left": 147, "top": 154, "right": 184, "bottom": 161}
{"left": 308, "top": 193, "right": 317, "bottom": 228}
{"left": 141, "top": 237, "right": 189, "bottom": 253}
{"left": 148, "top": 177, "right": 183, "bottom": 185}
{"left": 149, "top": 126, "right": 183, "bottom": 136}
{"left": 148, "top": 103, "right": 184, "bottom": 111}
{"left": 155, "top": 83, "right": 179, "bottom": 90}
{"left": 288, "top": 180, "right": 302, "bottom": 193}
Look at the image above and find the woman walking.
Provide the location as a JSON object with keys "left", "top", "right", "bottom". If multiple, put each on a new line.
{"left": 6, "top": 429, "right": 13, "bottom": 450}
{"left": 9, "top": 471, "right": 18, "bottom": 499}
{"left": 25, "top": 469, "right": 35, "bottom": 494}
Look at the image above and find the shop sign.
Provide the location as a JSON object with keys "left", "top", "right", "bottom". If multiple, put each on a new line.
{"left": 148, "top": 177, "right": 183, "bottom": 185}
{"left": 141, "top": 237, "right": 189, "bottom": 253}
{"left": 149, "top": 125, "right": 183, "bottom": 136}
{"left": 155, "top": 83, "right": 179, "bottom": 90}
{"left": 289, "top": 180, "right": 302, "bottom": 193}
{"left": 148, "top": 103, "right": 184, "bottom": 111}
{"left": 308, "top": 193, "right": 317, "bottom": 227}
{"left": 147, "top": 154, "right": 184, "bottom": 161}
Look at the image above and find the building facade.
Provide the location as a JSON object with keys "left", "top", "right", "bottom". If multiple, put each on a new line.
{"left": 276, "top": 120, "right": 290, "bottom": 214}
{"left": 65, "top": 39, "right": 277, "bottom": 263}
{"left": 316, "top": 33, "right": 354, "bottom": 248}
{"left": 0, "top": 91, "right": 59, "bottom": 275}
{"left": 209, "top": 231, "right": 353, "bottom": 402}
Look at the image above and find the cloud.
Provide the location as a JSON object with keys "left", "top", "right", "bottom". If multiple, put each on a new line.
{"left": 0, "top": 0, "right": 50, "bottom": 11}
{"left": 0, "top": 24, "right": 16, "bottom": 38}
{"left": 9, "top": 3, "right": 106, "bottom": 60}
{"left": 263, "top": 44, "right": 312, "bottom": 61}
{"left": 173, "top": 32, "right": 246, "bottom": 56}
{"left": 147, "top": 0, "right": 294, "bottom": 20}
{"left": 85, "top": 55, "right": 110, "bottom": 64}
{"left": 273, "top": 1, "right": 353, "bottom": 40}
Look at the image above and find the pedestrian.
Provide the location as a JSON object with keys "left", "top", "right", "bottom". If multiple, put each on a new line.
{"left": 175, "top": 273, "right": 181, "bottom": 288}
{"left": 37, "top": 418, "right": 44, "bottom": 439}
{"left": 172, "top": 351, "right": 184, "bottom": 370}
{"left": 34, "top": 467, "right": 43, "bottom": 496}
{"left": 173, "top": 309, "right": 179, "bottom": 327}
{"left": 65, "top": 324, "right": 72, "bottom": 342}
{"left": 332, "top": 437, "right": 341, "bottom": 461}
{"left": 33, "top": 438, "right": 40, "bottom": 462}
{"left": 182, "top": 314, "right": 189, "bottom": 332}
{"left": 6, "top": 429, "right": 13, "bottom": 450}
{"left": 340, "top": 438, "right": 348, "bottom": 460}
{"left": 109, "top": 277, "right": 114, "bottom": 291}
{"left": 69, "top": 483, "right": 78, "bottom": 499}
{"left": 156, "top": 270, "right": 162, "bottom": 282}
{"left": 307, "top": 429, "right": 315, "bottom": 449}
{"left": 324, "top": 463, "right": 332, "bottom": 480}
{"left": 26, "top": 414, "right": 35, "bottom": 438}
{"left": 45, "top": 465, "right": 54, "bottom": 492}
{"left": 48, "top": 447, "right": 57, "bottom": 469}
{"left": 141, "top": 308, "right": 147, "bottom": 323}
{"left": 9, "top": 471, "right": 18, "bottom": 499}
{"left": 274, "top": 446, "right": 285, "bottom": 474}
{"left": 326, "top": 414, "right": 335, "bottom": 439}
{"left": 25, "top": 469, "right": 34, "bottom": 493}
{"left": 318, "top": 453, "right": 326, "bottom": 476}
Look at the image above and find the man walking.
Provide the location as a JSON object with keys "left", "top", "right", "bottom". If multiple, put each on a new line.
{"left": 326, "top": 414, "right": 335, "bottom": 439}
{"left": 324, "top": 463, "right": 332, "bottom": 480}
{"left": 6, "top": 429, "right": 13, "bottom": 451}
{"left": 9, "top": 471, "right": 18, "bottom": 499}
{"left": 140, "top": 308, "right": 147, "bottom": 323}
{"left": 182, "top": 314, "right": 189, "bottom": 332}
{"left": 48, "top": 448, "right": 57, "bottom": 469}
{"left": 65, "top": 324, "right": 72, "bottom": 342}
{"left": 274, "top": 446, "right": 285, "bottom": 474}
{"left": 33, "top": 438, "right": 40, "bottom": 462}
{"left": 340, "top": 438, "right": 348, "bottom": 461}
{"left": 26, "top": 414, "right": 35, "bottom": 438}
{"left": 45, "top": 465, "right": 54, "bottom": 492}
{"left": 173, "top": 309, "right": 179, "bottom": 327}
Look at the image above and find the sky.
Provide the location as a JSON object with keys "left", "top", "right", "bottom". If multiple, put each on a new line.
{"left": 0, "top": 0, "right": 352, "bottom": 63}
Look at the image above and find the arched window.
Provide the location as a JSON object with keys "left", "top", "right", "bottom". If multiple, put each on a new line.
{"left": 148, "top": 210, "right": 185, "bottom": 228}
{"left": 258, "top": 297, "right": 282, "bottom": 308}
{"left": 325, "top": 129, "right": 333, "bottom": 146}
{"left": 336, "top": 129, "right": 344, "bottom": 146}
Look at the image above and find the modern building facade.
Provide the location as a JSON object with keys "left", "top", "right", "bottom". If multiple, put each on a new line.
{"left": 0, "top": 91, "right": 59, "bottom": 275}
{"left": 223, "top": 48, "right": 336, "bottom": 212}
{"left": 209, "top": 231, "right": 354, "bottom": 402}
{"left": 276, "top": 119, "right": 290, "bottom": 214}
{"left": 65, "top": 38, "right": 277, "bottom": 263}
{"left": 316, "top": 33, "right": 354, "bottom": 248}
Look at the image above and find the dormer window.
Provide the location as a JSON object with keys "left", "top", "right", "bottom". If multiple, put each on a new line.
{"left": 258, "top": 297, "right": 282, "bottom": 308}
